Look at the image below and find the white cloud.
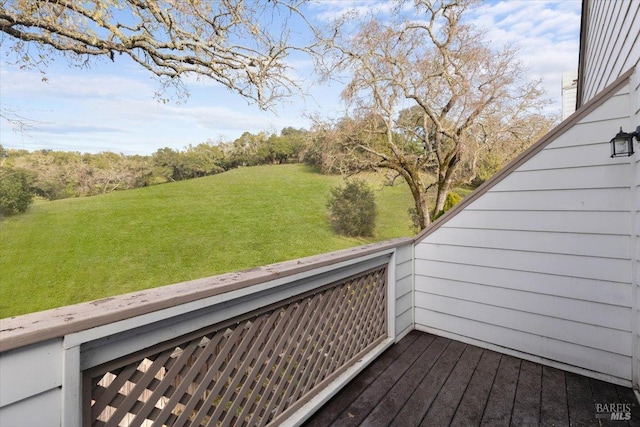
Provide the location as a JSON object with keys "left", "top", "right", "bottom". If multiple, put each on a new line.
{"left": 1, "top": 66, "right": 313, "bottom": 154}
{"left": 468, "top": 0, "right": 582, "bottom": 115}
{"left": 1, "top": 67, "right": 153, "bottom": 100}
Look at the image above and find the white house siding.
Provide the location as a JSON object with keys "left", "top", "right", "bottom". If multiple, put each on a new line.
{"left": 580, "top": 0, "right": 640, "bottom": 105}
{"left": 632, "top": 67, "right": 640, "bottom": 391}
{"left": 394, "top": 242, "right": 414, "bottom": 339}
{"left": 0, "top": 339, "right": 63, "bottom": 427}
{"left": 414, "top": 81, "right": 635, "bottom": 385}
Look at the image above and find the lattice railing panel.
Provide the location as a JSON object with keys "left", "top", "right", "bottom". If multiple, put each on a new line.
{"left": 84, "top": 265, "right": 387, "bottom": 427}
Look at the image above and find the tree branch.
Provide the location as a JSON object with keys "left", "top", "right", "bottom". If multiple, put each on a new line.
{"left": 1, "top": 0, "right": 315, "bottom": 109}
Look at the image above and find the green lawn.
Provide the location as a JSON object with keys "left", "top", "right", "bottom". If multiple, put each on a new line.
{"left": 0, "top": 164, "right": 416, "bottom": 317}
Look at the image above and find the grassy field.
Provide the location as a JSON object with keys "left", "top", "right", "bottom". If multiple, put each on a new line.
{"left": 1, "top": 164, "right": 417, "bottom": 317}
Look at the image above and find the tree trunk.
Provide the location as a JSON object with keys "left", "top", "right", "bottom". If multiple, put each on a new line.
{"left": 433, "top": 169, "right": 456, "bottom": 217}
{"left": 404, "top": 171, "right": 431, "bottom": 230}
{"left": 415, "top": 186, "right": 430, "bottom": 229}
{"left": 433, "top": 180, "right": 449, "bottom": 216}
{"left": 433, "top": 151, "right": 460, "bottom": 216}
{"left": 385, "top": 163, "right": 431, "bottom": 230}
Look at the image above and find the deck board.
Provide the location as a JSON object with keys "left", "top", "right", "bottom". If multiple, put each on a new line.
{"left": 360, "top": 336, "right": 449, "bottom": 426}
{"left": 304, "top": 331, "right": 640, "bottom": 427}
{"left": 420, "top": 344, "right": 483, "bottom": 426}
{"left": 450, "top": 350, "right": 500, "bottom": 427}
{"left": 510, "top": 360, "right": 542, "bottom": 426}
{"left": 479, "top": 354, "right": 520, "bottom": 427}
{"left": 566, "top": 372, "right": 598, "bottom": 426}
{"left": 304, "top": 331, "right": 421, "bottom": 427}
{"left": 330, "top": 333, "right": 436, "bottom": 426}
{"left": 539, "top": 366, "right": 569, "bottom": 427}
{"left": 389, "top": 340, "right": 466, "bottom": 427}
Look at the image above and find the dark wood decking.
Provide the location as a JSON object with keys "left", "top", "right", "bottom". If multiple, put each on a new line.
{"left": 304, "top": 331, "right": 640, "bottom": 427}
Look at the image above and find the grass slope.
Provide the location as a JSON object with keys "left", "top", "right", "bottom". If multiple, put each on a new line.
{"left": 1, "top": 164, "right": 415, "bottom": 317}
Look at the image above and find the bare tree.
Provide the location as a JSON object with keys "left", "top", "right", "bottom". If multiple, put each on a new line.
{"left": 0, "top": 0, "right": 316, "bottom": 109}
{"left": 319, "top": 0, "right": 552, "bottom": 229}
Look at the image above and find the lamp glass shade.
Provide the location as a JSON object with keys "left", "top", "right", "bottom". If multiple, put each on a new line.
{"left": 610, "top": 132, "right": 634, "bottom": 157}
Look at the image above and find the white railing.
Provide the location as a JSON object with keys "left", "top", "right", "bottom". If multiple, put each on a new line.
{"left": 0, "top": 238, "right": 414, "bottom": 427}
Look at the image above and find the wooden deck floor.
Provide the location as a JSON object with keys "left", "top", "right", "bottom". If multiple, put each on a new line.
{"left": 304, "top": 331, "right": 640, "bottom": 427}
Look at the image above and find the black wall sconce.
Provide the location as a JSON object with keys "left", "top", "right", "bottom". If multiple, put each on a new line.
{"left": 611, "top": 126, "right": 640, "bottom": 157}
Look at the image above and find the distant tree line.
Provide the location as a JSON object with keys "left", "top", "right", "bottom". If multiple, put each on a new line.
{"left": 0, "top": 127, "right": 309, "bottom": 204}
{"left": 0, "top": 114, "right": 546, "bottom": 218}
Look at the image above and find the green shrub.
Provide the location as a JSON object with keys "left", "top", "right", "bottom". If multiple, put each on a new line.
{"left": 0, "top": 169, "right": 34, "bottom": 217}
{"left": 443, "top": 191, "right": 462, "bottom": 211}
{"left": 327, "top": 179, "right": 377, "bottom": 236}
{"left": 433, "top": 191, "right": 462, "bottom": 221}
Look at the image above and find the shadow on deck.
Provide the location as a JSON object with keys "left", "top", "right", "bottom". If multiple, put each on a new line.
{"left": 304, "top": 331, "right": 640, "bottom": 427}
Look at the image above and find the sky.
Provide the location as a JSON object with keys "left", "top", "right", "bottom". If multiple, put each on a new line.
{"left": 0, "top": 0, "right": 582, "bottom": 155}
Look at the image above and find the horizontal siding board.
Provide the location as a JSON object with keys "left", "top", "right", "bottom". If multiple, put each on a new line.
{"left": 545, "top": 117, "right": 632, "bottom": 149}
{"left": 396, "top": 276, "right": 412, "bottom": 299}
{"left": 0, "top": 388, "right": 61, "bottom": 427}
{"left": 395, "top": 308, "right": 412, "bottom": 336}
{"left": 415, "top": 293, "right": 631, "bottom": 355}
{"left": 636, "top": 99, "right": 640, "bottom": 123}
{"left": 415, "top": 259, "right": 631, "bottom": 307}
{"left": 582, "top": 1, "right": 639, "bottom": 103}
{"left": 583, "top": 65, "right": 629, "bottom": 109}
{"left": 576, "top": 90, "right": 630, "bottom": 123}
{"left": 395, "top": 243, "right": 413, "bottom": 263}
{"left": 424, "top": 228, "right": 629, "bottom": 259}
{"left": 608, "top": 3, "right": 640, "bottom": 81}
{"left": 604, "top": 0, "right": 625, "bottom": 89}
{"left": 416, "top": 244, "right": 631, "bottom": 283}
{"left": 493, "top": 164, "right": 630, "bottom": 191}
{"left": 634, "top": 187, "right": 640, "bottom": 211}
{"left": 635, "top": 160, "right": 640, "bottom": 183}
{"left": 597, "top": 0, "right": 618, "bottom": 85}
{"left": 394, "top": 242, "right": 414, "bottom": 338}
{"left": 584, "top": 1, "right": 600, "bottom": 102}
{"left": 396, "top": 292, "right": 412, "bottom": 315}
{"left": 590, "top": 0, "right": 623, "bottom": 93}
{"left": 0, "top": 339, "right": 62, "bottom": 408}
{"left": 395, "top": 260, "right": 412, "bottom": 281}
{"left": 635, "top": 258, "right": 640, "bottom": 285}
{"left": 464, "top": 188, "right": 631, "bottom": 212}
{"left": 415, "top": 308, "right": 631, "bottom": 381}
{"left": 583, "top": 2, "right": 601, "bottom": 101}
{"left": 415, "top": 277, "right": 631, "bottom": 332}
{"left": 444, "top": 210, "right": 630, "bottom": 235}
{"left": 514, "top": 143, "right": 625, "bottom": 171}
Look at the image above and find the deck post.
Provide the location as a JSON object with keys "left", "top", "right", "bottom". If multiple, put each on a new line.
{"left": 61, "top": 343, "right": 81, "bottom": 427}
